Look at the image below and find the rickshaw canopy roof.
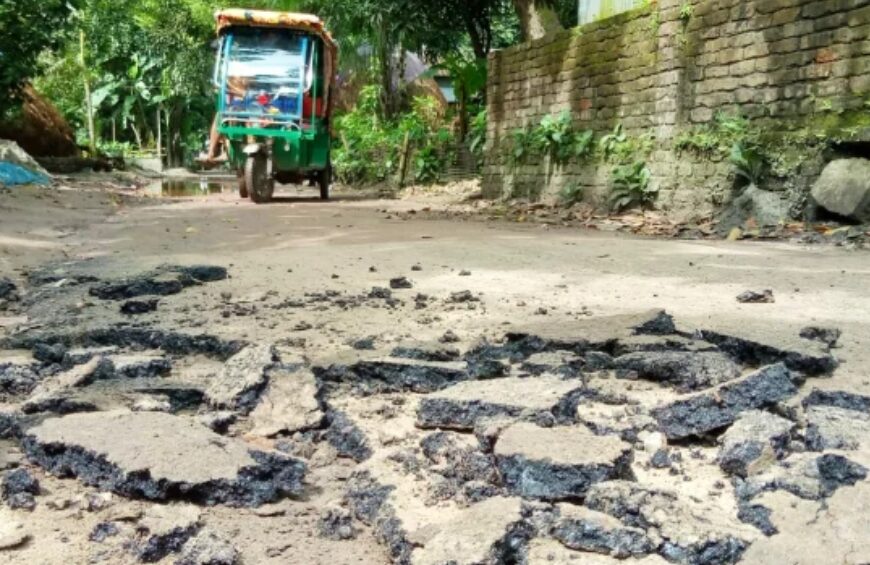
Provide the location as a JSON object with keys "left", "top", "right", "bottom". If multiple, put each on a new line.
{"left": 215, "top": 9, "right": 338, "bottom": 96}
{"left": 215, "top": 9, "right": 338, "bottom": 55}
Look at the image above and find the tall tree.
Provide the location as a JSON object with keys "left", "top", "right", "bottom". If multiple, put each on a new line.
{"left": 511, "top": 0, "right": 563, "bottom": 41}
{"left": 0, "top": 0, "right": 80, "bottom": 116}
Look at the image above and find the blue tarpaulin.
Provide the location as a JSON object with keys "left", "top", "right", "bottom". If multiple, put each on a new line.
{"left": 0, "top": 162, "right": 50, "bottom": 186}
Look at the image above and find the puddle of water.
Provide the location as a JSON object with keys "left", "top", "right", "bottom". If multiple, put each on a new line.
{"left": 157, "top": 179, "right": 236, "bottom": 197}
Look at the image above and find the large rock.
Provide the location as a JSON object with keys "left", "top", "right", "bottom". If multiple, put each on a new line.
{"left": 717, "top": 184, "right": 791, "bottom": 235}
{"left": 811, "top": 158, "right": 870, "bottom": 222}
{"left": 22, "top": 411, "right": 305, "bottom": 507}
{"left": 613, "top": 351, "right": 741, "bottom": 392}
{"left": 248, "top": 366, "right": 323, "bottom": 437}
{"left": 717, "top": 410, "right": 795, "bottom": 478}
{"left": 494, "top": 423, "right": 633, "bottom": 500}
{"left": 652, "top": 364, "right": 798, "bottom": 440}
{"left": 205, "top": 345, "right": 277, "bottom": 413}
{"left": 416, "top": 375, "right": 586, "bottom": 430}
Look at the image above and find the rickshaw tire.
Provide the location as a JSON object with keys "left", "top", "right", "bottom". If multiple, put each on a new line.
{"left": 319, "top": 162, "right": 331, "bottom": 201}
{"left": 246, "top": 155, "right": 273, "bottom": 204}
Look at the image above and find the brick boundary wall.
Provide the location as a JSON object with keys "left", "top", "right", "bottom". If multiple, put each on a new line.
{"left": 483, "top": 0, "right": 870, "bottom": 220}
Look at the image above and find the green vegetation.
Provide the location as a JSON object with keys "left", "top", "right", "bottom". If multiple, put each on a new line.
{"left": 507, "top": 111, "right": 595, "bottom": 166}
{"left": 558, "top": 181, "right": 584, "bottom": 206}
{"left": 679, "top": 2, "right": 694, "bottom": 22}
{"left": 505, "top": 113, "right": 657, "bottom": 210}
{"left": 332, "top": 87, "right": 454, "bottom": 184}
{"left": 0, "top": 0, "right": 81, "bottom": 117}
{"left": 610, "top": 160, "right": 655, "bottom": 211}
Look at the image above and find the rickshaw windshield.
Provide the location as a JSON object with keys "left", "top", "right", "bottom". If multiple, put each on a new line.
{"left": 221, "top": 29, "right": 311, "bottom": 120}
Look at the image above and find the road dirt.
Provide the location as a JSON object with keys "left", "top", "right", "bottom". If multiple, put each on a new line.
{"left": 0, "top": 177, "right": 868, "bottom": 565}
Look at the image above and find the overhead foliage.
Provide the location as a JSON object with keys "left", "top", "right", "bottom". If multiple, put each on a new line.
{"left": 0, "top": 0, "right": 81, "bottom": 117}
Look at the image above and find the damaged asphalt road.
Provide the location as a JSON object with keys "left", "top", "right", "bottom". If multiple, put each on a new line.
{"left": 0, "top": 185, "right": 869, "bottom": 564}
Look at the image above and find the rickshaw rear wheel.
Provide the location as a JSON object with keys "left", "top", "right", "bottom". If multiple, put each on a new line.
{"left": 246, "top": 155, "right": 273, "bottom": 204}
{"left": 318, "top": 160, "right": 331, "bottom": 201}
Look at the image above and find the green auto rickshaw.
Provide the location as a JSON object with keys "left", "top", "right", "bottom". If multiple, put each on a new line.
{"left": 208, "top": 9, "right": 337, "bottom": 203}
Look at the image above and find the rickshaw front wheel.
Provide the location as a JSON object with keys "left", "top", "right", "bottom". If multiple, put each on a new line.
{"left": 246, "top": 155, "right": 273, "bottom": 204}
{"left": 318, "top": 160, "right": 331, "bottom": 201}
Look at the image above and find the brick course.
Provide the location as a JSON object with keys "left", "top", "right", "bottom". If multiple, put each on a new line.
{"left": 483, "top": 0, "right": 870, "bottom": 219}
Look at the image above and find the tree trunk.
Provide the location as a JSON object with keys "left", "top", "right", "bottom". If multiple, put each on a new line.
{"left": 79, "top": 31, "right": 96, "bottom": 155}
{"left": 156, "top": 106, "right": 162, "bottom": 167}
{"left": 512, "top": 0, "right": 563, "bottom": 41}
{"left": 464, "top": 13, "right": 487, "bottom": 59}
{"left": 458, "top": 83, "right": 469, "bottom": 142}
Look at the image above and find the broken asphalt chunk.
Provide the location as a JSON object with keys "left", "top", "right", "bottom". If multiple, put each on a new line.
{"left": 316, "top": 357, "right": 468, "bottom": 395}
{"left": 614, "top": 351, "right": 741, "bottom": 392}
{"left": 652, "top": 364, "right": 798, "bottom": 440}
{"left": 134, "top": 504, "right": 201, "bottom": 563}
{"left": 2, "top": 327, "right": 245, "bottom": 360}
{"left": 585, "top": 481, "right": 750, "bottom": 565}
{"left": 716, "top": 410, "right": 795, "bottom": 478}
{"left": 805, "top": 405, "right": 870, "bottom": 451}
{"left": 389, "top": 277, "right": 413, "bottom": 290}
{"left": 325, "top": 410, "right": 372, "bottom": 462}
{"left": 736, "top": 290, "right": 775, "bottom": 304}
{"left": 248, "top": 365, "right": 324, "bottom": 437}
{"left": 204, "top": 345, "right": 277, "bottom": 413}
{"left": 410, "top": 496, "right": 530, "bottom": 565}
{"left": 697, "top": 327, "right": 836, "bottom": 375}
{"left": 174, "top": 528, "right": 240, "bottom": 565}
{"left": 736, "top": 452, "right": 868, "bottom": 501}
{"left": 2, "top": 468, "right": 39, "bottom": 510}
{"left": 121, "top": 299, "right": 159, "bottom": 315}
{"left": 22, "top": 411, "right": 305, "bottom": 507}
{"left": 390, "top": 343, "right": 461, "bottom": 363}
{"left": 494, "top": 423, "right": 633, "bottom": 500}
{"left": 417, "top": 375, "right": 587, "bottom": 430}
{"left": 802, "top": 389, "right": 870, "bottom": 413}
{"left": 798, "top": 326, "right": 841, "bottom": 348}
{"left": 89, "top": 265, "right": 227, "bottom": 301}
{"left": 552, "top": 504, "right": 655, "bottom": 558}
{"left": 499, "top": 310, "right": 677, "bottom": 361}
